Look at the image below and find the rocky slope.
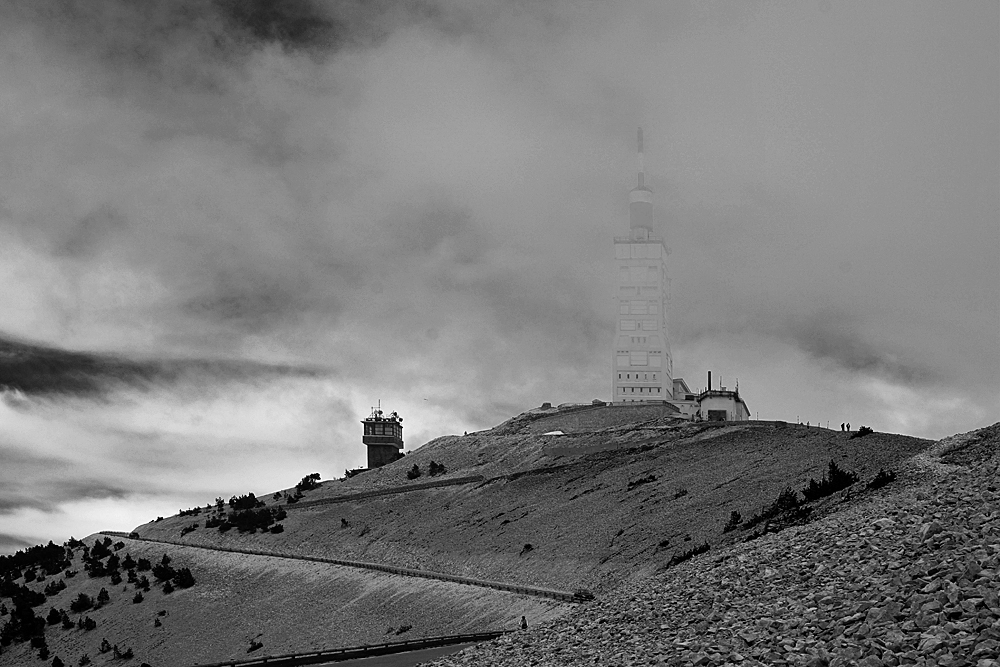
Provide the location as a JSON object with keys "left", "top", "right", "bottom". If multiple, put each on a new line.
{"left": 424, "top": 423, "right": 1000, "bottom": 667}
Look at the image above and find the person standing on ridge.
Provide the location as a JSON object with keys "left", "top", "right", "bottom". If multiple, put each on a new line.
{"left": 520, "top": 616, "right": 528, "bottom": 630}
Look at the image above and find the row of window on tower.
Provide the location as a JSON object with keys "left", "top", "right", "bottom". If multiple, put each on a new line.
{"left": 619, "top": 266, "right": 662, "bottom": 283}
{"left": 619, "top": 300, "right": 660, "bottom": 315}
{"left": 617, "top": 373, "right": 658, "bottom": 381}
{"left": 618, "top": 387, "right": 662, "bottom": 394}
{"left": 620, "top": 319, "right": 658, "bottom": 331}
{"left": 364, "top": 422, "right": 401, "bottom": 437}
{"left": 616, "top": 351, "right": 663, "bottom": 368}
{"left": 615, "top": 243, "right": 663, "bottom": 259}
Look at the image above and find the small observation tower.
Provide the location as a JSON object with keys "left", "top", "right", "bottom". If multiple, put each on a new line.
{"left": 362, "top": 403, "right": 404, "bottom": 469}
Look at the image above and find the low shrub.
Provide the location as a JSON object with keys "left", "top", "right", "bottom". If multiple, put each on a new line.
{"left": 572, "top": 588, "right": 595, "bottom": 601}
{"left": 666, "top": 542, "right": 710, "bottom": 568}
{"left": 395, "top": 624, "right": 412, "bottom": 635}
{"left": 802, "top": 460, "right": 859, "bottom": 501}
{"left": 296, "top": 473, "right": 321, "bottom": 492}
{"left": 406, "top": 464, "right": 422, "bottom": 480}
{"left": 673, "top": 487, "right": 688, "bottom": 499}
{"left": 69, "top": 593, "right": 93, "bottom": 613}
{"left": 867, "top": 468, "right": 897, "bottom": 490}
{"left": 722, "top": 510, "right": 742, "bottom": 533}
{"left": 428, "top": 461, "right": 447, "bottom": 477}
{"left": 44, "top": 579, "right": 67, "bottom": 597}
{"left": 269, "top": 524, "right": 284, "bottom": 534}
{"left": 850, "top": 425, "right": 874, "bottom": 439}
{"left": 152, "top": 562, "right": 174, "bottom": 583}
{"left": 228, "top": 494, "right": 264, "bottom": 511}
{"left": 626, "top": 474, "right": 656, "bottom": 491}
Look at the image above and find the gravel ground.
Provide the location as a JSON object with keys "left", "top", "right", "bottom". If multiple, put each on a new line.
{"left": 424, "top": 423, "right": 1000, "bottom": 667}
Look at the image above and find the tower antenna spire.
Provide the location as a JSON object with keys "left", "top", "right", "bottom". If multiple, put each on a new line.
{"left": 637, "top": 127, "right": 645, "bottom": 189}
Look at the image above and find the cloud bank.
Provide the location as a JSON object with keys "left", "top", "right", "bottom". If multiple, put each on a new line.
{"left": 0, "top": 0, "right": 996, "bottom": 550}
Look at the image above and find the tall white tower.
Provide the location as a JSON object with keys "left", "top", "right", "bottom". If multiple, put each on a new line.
{"left": 612, "top": 128, "right": 673, "bottom": 402}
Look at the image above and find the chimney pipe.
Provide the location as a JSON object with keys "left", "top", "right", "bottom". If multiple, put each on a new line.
{"left": 708, "top": 370, "right": 712, "bottom": 391}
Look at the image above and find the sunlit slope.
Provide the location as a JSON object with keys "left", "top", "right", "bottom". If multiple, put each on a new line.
{"left": 137, "top": 418, "right": 932, "bottom": 593}
{"left": 0, "top": 538, "right": 566, "bottom": 667}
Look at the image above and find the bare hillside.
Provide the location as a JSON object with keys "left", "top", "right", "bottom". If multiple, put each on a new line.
{"left": 0, "top": 537, "right": 567, "bottom": 667}
{"left": 1, "top": 412, "right": 936, "bottom": 666}
{"left": 138, "top": 418, "right": 931, "bottom": 593}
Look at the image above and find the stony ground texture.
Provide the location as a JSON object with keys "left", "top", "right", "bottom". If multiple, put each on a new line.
{"left": 426, "top": 424, "right": 1000, "bottom": 667}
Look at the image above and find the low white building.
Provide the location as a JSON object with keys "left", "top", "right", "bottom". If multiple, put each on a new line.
{"left": 669, "top": 378, "right": 698, "bottom": 419}
{"left": 696, "top": 388, "right": 750, "bottom": 422}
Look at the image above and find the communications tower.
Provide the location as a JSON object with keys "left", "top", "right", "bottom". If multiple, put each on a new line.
{"left": 612, "top": 128, "right": 673, "bottom": 402}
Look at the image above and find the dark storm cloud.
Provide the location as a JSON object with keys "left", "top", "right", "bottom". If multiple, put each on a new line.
{"left": 0, "top": 496, "right": 52, "bottom": 516}
{"left": 770, "top": 309, "right": 937, "bottom": 386}
{"left": 0, "top": 533, "right": 35, "bottom": 552}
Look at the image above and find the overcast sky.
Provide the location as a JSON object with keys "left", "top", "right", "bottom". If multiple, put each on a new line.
{"left": 0, "top": 0, "right": 997, "bottom": 553}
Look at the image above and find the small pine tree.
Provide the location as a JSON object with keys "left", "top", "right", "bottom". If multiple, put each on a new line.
{"left": 172, "top": 568, "right": 195, "bottom": 589}
{"left": 162, "top": 580, "right": 174, "bottom": 594}
{"left": 774, "top": 487, "right": 799, "bottom": 511}
{"left": 132, "top": 592, "right": 143, "bottom": 604}
{"left": 70, "top": 593, "right": 93, "bottom": 613}
{"left": 52, "top": 657, "right": 65, "bottom": 667}
{"left": 406, "top": 464, "right": 422, "bottom": 480}
{"left": 96, "top": 588, "right": 110, "bottom": 606}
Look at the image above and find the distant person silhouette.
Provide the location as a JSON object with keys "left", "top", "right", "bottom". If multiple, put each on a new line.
{"left": 520, "top": 616, "right": 528, "bottom": 630}
{"left": 846, "top": 423, "right": 850, "bottom": 431}
{"left": 841, "top": 423, "right": 845, "bottom": 431}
